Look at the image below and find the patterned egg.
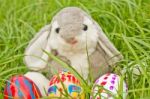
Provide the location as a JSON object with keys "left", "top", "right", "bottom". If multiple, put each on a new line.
{"left": 4, "top": 75, "right": 42, "bottom": 99}
{"left": 91, "top": 73, "right": 128, "bottom": 99}
{"left": 48, "top": 70, "right": 84, "bottom": 98}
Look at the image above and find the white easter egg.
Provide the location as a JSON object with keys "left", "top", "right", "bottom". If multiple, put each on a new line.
{"left": 91, "top": 73, "right": 128, "bottom": 99}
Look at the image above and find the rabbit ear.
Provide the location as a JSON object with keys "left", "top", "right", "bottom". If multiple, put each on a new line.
{"left": 24, "top": 24, "right": 51, "bottom": 71}
{"left": 94, "top": 21, "right": 123, "bottom": 66}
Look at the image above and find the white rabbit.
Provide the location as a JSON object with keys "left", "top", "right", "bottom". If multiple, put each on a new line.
{"left": 24, "top": 7, "right": 123, "bottom": 80}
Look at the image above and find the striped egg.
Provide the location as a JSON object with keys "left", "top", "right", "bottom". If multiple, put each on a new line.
{"left": 3, "top": 75, "right": 42, "bottom": 99}
{"left": 47, "top": 70, "right": 84, "bottom": 98}
{"left": 91, "top": 73, "right": 128, "bottom": 99}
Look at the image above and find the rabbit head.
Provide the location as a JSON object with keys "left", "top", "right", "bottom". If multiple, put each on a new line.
{"left": 24, "top": 7, "right": 122, "bottom": 71}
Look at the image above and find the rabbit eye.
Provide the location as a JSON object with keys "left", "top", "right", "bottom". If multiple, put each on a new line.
{"left": 83, "top": 24, "right": 88, "bottom": 31}
{"left": 55, "top": 28, "right": 60, "bottom": 33}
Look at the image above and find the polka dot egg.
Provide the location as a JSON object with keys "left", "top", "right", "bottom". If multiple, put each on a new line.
{"left": 91, "top": 73, "right": 128, "bottom": 99}
{"left": 47, "top": 70, "right": 84, "bottom": 98}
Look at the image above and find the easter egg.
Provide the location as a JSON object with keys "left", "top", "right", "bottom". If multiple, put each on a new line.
{"left": 47, "top": 70, "right": 84, "bottom": 98}
{"left": 91, "top": 73, "right": 127, "bottom": 99}
{"left": 4, "top": 75, "right": 42, "bottom": 99}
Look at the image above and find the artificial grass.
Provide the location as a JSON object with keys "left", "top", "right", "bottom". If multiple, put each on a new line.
{"left": 0, "top": 0, "right": 150, "bottom": 98}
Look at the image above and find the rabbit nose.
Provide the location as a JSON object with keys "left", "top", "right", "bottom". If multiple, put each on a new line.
{"left": 65, "top": 37, "right": 78, "bottom": 44}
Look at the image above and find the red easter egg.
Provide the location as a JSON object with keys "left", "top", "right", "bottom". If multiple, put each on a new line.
{"left": 3, "top": 75, "right": 42, "bottom": 99}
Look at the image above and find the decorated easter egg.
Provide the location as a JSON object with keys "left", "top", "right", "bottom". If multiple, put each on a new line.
{"left": 48, "top": 70, "right": 84, "bottom": 98}
{"left": 4, "top": 75, "right": 42, "bottom": 99}
{"left": 91, "top": 73, "right": 127, "bottom": 99}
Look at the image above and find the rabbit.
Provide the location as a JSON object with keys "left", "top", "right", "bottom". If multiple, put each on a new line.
{"left": 24, "top": 7, "right": 123, "bottom": 81}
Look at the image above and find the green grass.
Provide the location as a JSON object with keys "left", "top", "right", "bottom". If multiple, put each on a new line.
{"left": 0, "top": 0, "right": 150, "bottom": 98}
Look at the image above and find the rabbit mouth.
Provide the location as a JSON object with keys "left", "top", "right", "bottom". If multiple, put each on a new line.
{"left": 59, "top": 41, "right": 93, "bottom": 53}
{"left": 65, "top": 38, "right": 78, "bottom": 45}
{"left": 55, "top": 36, "right": 97, "bottom": 54}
